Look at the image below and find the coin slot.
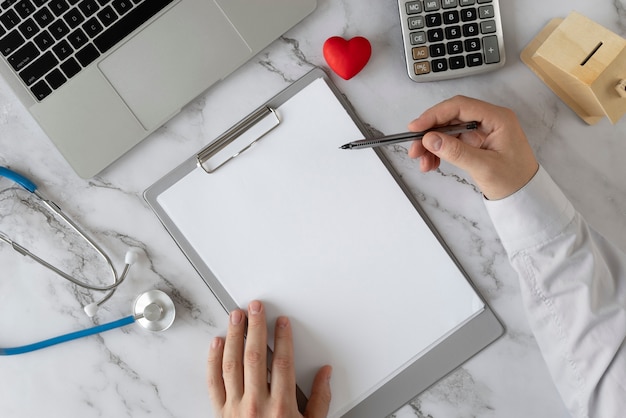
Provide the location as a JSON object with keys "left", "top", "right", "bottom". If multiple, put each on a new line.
{"left": 581, "top": 42, "right": 603, "bottom": 66}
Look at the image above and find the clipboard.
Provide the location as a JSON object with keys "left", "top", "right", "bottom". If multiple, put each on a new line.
{"left": 144, "top": 68, "right": 503, "bottom": 418}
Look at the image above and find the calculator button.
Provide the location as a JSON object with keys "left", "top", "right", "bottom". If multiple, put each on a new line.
{"left": 464, "top": 37, "right": 481, "bottom": 51}
{"left": 445, "top": 25, "right": 461, "bottom": 39}
{"left": 460, "top": 0, "right": 475, "bottom": 5}
{"left": 425, "top": 13, "right": 441, "bottom": 27}
{"left": 449, "top": 55, "right": 465, "bottom": 69}
{"left": 443, "top": 10, "right": 459, "bottom": 24}
{"left": 477, "top": 0, "right": 492, "bottom": 3}
{"left": 414, "top": 61, "right": 430, "bottom": 74}
{"left": 408, "top": 16, "right": 424, "bottom": 29}
{"left": 409, "top": 31, "right": 426, "bottom": 45}
{"left": 467, "top": 53, "right": 483, "bottom": 66}
{"left": 478, "top": 5, "right": 494, "bottom": 19}
{"left": 460, "top": 7, "right": 477, "bottom": 21}
{"left": 412, "top": 46, "right": 429, "bottom": 60}
{"left": 482, "top": 35, "right": 500, "bottom": 63}
{"left": 441, "top": 0, "right": 458, "bottom": 9}
{"left": 429, "top": 43, "right": 446, "bottom": 57}
{"left": 427, "top": 28, "right": 444, "bottom": 42}
{"left": 480, "top": 20, "right": 496, "bottom": 34}
{"left": 423, "top": 0, "right": 440, "bottom": 12}
{"left": 462, "top": 23, "right": 478, "bottom": 36}
{"left": 431, "top": 58, "right": 448, "bottom": 72}
{"left": 447, "top": 41, "right": 463, "bottom": 54}
{"left": 406, "top": 1, "right": 422, "bottom": 14}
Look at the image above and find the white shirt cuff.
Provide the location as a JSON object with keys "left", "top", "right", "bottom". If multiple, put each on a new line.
{"left": 484, "top": 166, "right": 576, "bottom": 256}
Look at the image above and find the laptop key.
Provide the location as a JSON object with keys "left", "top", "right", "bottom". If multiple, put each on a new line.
{"left": 67, "top": 27, "right": 88, "bottom": 48}
{"left": 15, "top": 0, "right": 36, "bottom": 19}
{"left": 0, "top": 9, "right": 20, "bottom": 29}
{"left": 78, "top": 0, "right": 99, "bottom": 17}
{"left": 45, "top": 67, "right": 66, "bottom": 89}
{"left": 60, "top": 56, "right": 80, "bottom": 78}
{"left": 19, "top": 50, "right": 58, "bottom": 85}
{"left": 33, "top": 6, "right": 54, "bottom": 27}
{"left": 97, "top": 5, "right": 118, "bottom": 27}
{"left": 112, "top": 0, "right": 132, "bottom": 16}
{"left": 33, "top": 29, "right": 54, "bottom": 50}
{"left": 18, "top": 17, "right": 39, "bottom": 39}
{"left": 49, "top": 19, "right": 70, "bottom": 39}
{"left": 49, "top": 0, "right": 70, "bottom": 17}
{"left": 64, "top": 8, "right": 85, "bottom": 28}
{"left": 75, "top": 42, "right": 99, "bottom": 66}
{"left": 8, "top": 40, "right": 39, "bottom": 70}
{"left": 94, "top": 0, "right": 174, "bottom": 53}
{"left": 82, "top": 16, "right": 103, "bottom": 37}
{"left": 0, "top": 29, "right": 25, "bottom": 56}
{"left": 52, "top": 38, "right": 73, "bottom": 60}
{"left": 30, "top": 78, "right": 52, "bottom": 100}
{"left": 1, "top": 0, "right": 19, "bottom": 9}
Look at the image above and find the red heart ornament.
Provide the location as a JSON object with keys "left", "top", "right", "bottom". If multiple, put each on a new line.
{"left": 323, "top": 36, "right": 372, "bottom": 80}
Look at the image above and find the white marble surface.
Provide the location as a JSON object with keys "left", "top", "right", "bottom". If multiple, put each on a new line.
{"left": 1, "top": 0, "right": 625, "bottom": 417}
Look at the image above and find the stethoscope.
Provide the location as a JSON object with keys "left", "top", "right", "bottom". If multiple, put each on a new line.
{"left": 0, "top": 166, "right": 175, "bottom": 356}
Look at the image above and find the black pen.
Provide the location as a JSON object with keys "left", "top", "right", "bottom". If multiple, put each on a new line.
{"left": 339, "top": 121, "right": 479, "bottom": 150}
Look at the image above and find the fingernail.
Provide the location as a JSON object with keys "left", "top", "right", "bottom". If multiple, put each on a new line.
{"left": 230, "top": 310, "right": 243, "bottom": 325}
{"left": 249, "top": 300, "right": 262, "bottom": 315}
{"left": 276, "top": 316, "right": 289, "bottom": 329}
{"left": 429, "top": 134, "right": 442, "bottom": 151}
{"left": 211, "top": 337, "right": 222, "bottom": 350}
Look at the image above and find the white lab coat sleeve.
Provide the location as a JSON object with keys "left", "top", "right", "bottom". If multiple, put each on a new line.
{"left": 484, "top": 166, "right": 626, "bottom": 418}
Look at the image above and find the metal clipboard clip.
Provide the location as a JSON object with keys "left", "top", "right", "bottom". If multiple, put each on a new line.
{"left": 196, "top": 106, "right": 281, "bottom": 173}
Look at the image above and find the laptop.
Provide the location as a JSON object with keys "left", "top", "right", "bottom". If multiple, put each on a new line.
{"left": 0, "top": 0, "right": 317, "bottom": 178}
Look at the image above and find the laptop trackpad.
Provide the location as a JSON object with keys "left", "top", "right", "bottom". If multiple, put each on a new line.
{"left": 99, "top": 1, "right": 251, "bottom": 130}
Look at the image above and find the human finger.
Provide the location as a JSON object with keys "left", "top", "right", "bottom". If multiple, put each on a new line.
{"left": 243, "top": 300, "right": 269, "bottom": 397}
{"left": 222, "top": 309, "right": 247, "bottom": 400}
{"left": 304, "top": 365, "right": 333, "bottom": 418}
{"left": 407, "top": 95, "right": 504, "bottom": 133}
{"left": 421, "top": 131, "right": 491, "bottom": 176}
{"left": 269, "top": 316, "right": 297, "bottom": 399}
{"left": 207, "top": 337, "right": 227, "bottom": 409}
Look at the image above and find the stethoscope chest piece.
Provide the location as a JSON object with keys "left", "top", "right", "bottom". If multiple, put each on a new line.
{"left": 133, "top": 290, "right": 176, "bottom": 332}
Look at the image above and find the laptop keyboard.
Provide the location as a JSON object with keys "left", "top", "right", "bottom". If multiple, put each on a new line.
{"left": 0, "top": 0, "right": 174, "bottom": 101}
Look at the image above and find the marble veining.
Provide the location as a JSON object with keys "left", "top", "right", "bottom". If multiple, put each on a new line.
{"left": 1, "top": 0, "right": 625, "bottom": 417}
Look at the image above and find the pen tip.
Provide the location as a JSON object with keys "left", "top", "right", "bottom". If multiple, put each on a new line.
{"left": 339, "top": 144, "right": 350, "bottom": 149}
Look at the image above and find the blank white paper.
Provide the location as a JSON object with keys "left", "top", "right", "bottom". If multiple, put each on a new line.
{"left": 158, "top": 77, "right": 483, "bottom": 417}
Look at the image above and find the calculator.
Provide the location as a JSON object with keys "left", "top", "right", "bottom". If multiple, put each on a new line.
{"left": 398, "top": 0, "right": 506, "bottom": 82}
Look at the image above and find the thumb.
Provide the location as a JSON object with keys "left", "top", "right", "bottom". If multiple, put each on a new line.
{"left": 422, "top": 132, "right": 483, "bottom": 173}
{"left": 304, "top": 365, "right": 332, "bottom": 418}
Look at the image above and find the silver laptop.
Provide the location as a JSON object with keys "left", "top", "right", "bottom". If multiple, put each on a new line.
{"left": 0, "top": 0, "right": 317, "bottom": 178}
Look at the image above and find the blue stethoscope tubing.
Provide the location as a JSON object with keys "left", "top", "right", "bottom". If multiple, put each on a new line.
{"left": 1, "top": 167, "right": 177, "bottom": 355}
{"left": 0, "top": 289, "right": 176, "bottom": 356}
{"left": 0, "top": 316, "right": 136, "bottom": 356}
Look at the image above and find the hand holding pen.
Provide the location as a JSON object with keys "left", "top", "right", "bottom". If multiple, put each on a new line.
{"left": 406, "top": 95, "right": 538, "bottom": 200}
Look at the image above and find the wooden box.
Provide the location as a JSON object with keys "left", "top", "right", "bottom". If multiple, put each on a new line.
{"left": 521, "top": 12, "right": 626, "bottom": 125}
